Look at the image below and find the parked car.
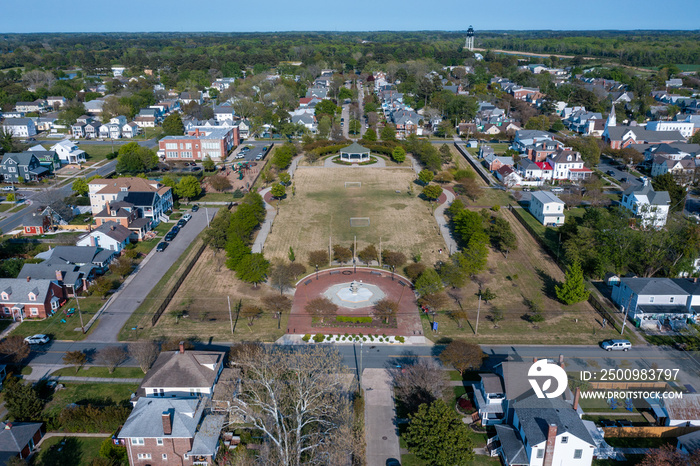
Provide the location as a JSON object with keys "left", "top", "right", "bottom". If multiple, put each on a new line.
{"left": 164, "top": 232, "right": 176, "bottom": 242}
{"left": 24, "top": 334, "right": 50, "bottom": 345}
{"left": 235, "top": 153, "right": 245, "bottom": 159}
{"left": 1, "top": 186, "right": 16, "bottom": 192}
{"left": 156, "top": 242, "right": 168, "bottom": 252}
{"left": 601, "top": 339, "right": 631, "bottom": 351}
{"left": 171, "top": 226, "right": 180, "bottom": 234}
{"left": 606, "top": 170, "right": 615, "bottom": 176}
{"left": 177, "top": 219, "right": 186, "bottom": 228}
{"left": 255, "top": 154, "right": 262, "bottom": 160}
{"left": 551, "top": 187, "right": 564, "bottom": 193}
{"left": 191, "top": 205, "right": 199, "bottom": 212}
{"left": 182, "top": 213, "right": 192, "bottom": 222}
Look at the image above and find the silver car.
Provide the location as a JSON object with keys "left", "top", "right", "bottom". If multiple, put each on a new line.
{"left": 601, "top": 339, "right": 631, "bottom": 351}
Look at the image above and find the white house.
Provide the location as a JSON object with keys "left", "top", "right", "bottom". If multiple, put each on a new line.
{"left": 547, "top": 149, "right": 592, "bottom": 181}
{"left": 77, "top": 222, "right": 130, "bottom": 253}
{"left": 136, "top": 344, "right": 226, "bottom": 399}
{"left": 495, "top": 397, "right": 595, "bottom": 466}
{"left": 512, "top": 130, "right": 555, "bottom": 152}
{"left": 519, "top": 159, "right": 553, "bottom": 181}
{"left": 529, "top": 191, "right": 565, "bottom": 226}
{"left": 620, "top": 181, "right": 671, "bottom": 228}
{"left": 473, "top": 373, "right": 506, "bottom": 426}
{"left": 50, "top": 140, "right": 86, "bottom": 164}
{"left": 121, "top": 122, "right": 140, "bottom": 138}
{"left": 1, "top": 118, "right": 37, "bottom": 138}
{"left": 496, "top": 166, "right": 522, "bottom": 187}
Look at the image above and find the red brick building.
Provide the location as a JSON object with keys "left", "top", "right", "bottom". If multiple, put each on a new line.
{"left": 159, "top": 126, "right": 239, "bottom": 162}
{"left": 0, "top": 278, "right": 65, "bottom": 321}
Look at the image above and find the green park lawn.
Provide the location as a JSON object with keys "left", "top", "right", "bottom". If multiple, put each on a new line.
{"left": 42, "top": 382, "right": 138, "bottom": 418}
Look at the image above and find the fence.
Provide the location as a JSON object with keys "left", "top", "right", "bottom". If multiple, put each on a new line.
{"left": 453, "top": 143, "right": 493, "bottom": 186}
{"left": 588, "top": 293, "right": 622, "bottom": 333}
{"left": 56, "top": 224, "right": 91, "bottom": 231}
{"left": 151, "top": 241, "right": 207, "bottom": 326}
{"left": 602, "top": 426, "right": 700, "bottom": 438}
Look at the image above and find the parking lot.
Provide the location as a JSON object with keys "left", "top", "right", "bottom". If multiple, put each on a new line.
{"left": 231, "top": 144, "right": 271, "bottom": 162}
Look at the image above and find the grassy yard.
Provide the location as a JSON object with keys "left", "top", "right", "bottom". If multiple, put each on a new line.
{"left": 604, "top": 437, "right": 674, "bottom": 448}
{"left": 9, "top": 296, "right": 104, "bottom": 341}
{"left": 82, "top": 144, "right": 117, "bottom": 163}
{"left": 50, "top": 366, "right": 144, "bottom": 379}
{"left": 32, "top": 436, "right": 109, "bottom": 466}
{"left": 42, "top": 382, "right": 137, "bottom": 418}
{"left": 577, "top": 391, "right": 644, "bottom": 415}
{"left": 195, "top": 192, "right": 235, "bottom": 202}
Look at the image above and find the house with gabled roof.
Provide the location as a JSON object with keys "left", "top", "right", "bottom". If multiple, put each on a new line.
{"left": 603, "top": 125, "right": 686, "bottom": 150}
{"left": 611, "top": 277, "right": 695, "bottom": 324}
{"left": 135, "top": 343, "right": 226, "bottom": 400}
{"left": 547, "top": 149, "right": 592, "bottom": 181}
{"left": 0, "top": 277, "right": 65, "bottom": 321}
{"left": 76, "top": 221, "right": 131, "bottom": 253}
{"left": 119, "top": 397, "right": 224, "bottom": 466}
{"left": 0, "top": 118, "right": 37, "bottom": 138}
{"left": 496, "top": 165, "right": 522, "bottom": 187}
{"left": 88, "top": 177, "right": 173, "bottom": 220}
{"left": 620, "top": 180, "right": 671, "bottom": 228}
{"left": 0, "top": 421, "right": 43, "bottom": 464}
{"left": 529, "top": 191, "right": 565, "bottom": 226}
{"left": 0, "top": 152, "right": 49, "bottom": 183}
{"left": 50, "top": 139, "right": 86, "bottom": 164}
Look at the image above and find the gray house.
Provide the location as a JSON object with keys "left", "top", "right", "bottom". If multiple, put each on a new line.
{"left": 0, "top": 153, "right": 49, "bottom": 183}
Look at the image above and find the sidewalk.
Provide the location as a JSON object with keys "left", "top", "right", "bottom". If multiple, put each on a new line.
{"left": 363, "top": 369, "right": 401, "bottom": 466}
{"left": 252, "top": 187, "right": 276, "bottom": 254}
{"left": 434, "top": 189, "right": 458, "bottom": 254}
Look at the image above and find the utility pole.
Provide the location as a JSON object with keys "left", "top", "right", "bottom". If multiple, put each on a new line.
{"left": 205, "top": 207, "right": 210, "bottom": 227}
{"left": 359, "top": 340, "right": 363, "bottom": 391}
{"left": 75, "top": 295, "right": 85, "bottom": 334}
{"left": 329, "top": 235, "right": 332, "bottom": 267}
{"left": 475, "top": 294, "right": 481, "bottom": 335}
{"left": 227, "top": 296, "right": 233, "bottom": 335}
{"left": 379, "top": 237, "right": 382, "bottom": 267}
{"left": 621, "top": 296, "right": 632, "bottom": 335}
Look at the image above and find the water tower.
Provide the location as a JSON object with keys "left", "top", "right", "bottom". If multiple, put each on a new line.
{"left": 465, "top": 26, "right": 475, "bottom": 51}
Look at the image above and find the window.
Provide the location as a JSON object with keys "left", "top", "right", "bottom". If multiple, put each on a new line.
{"left": 649, "top": 297, "right": 655, "bottom": 303}
{"left": 162, "top": 454, "right": 167, "bottom": 460}
{"left": 131, "top": 438, "right": 145, "bottom": 445}
{"left": 536, "top": 449, "right": 544, "bottom": 458}
{"left": 165, "top": 143, "right": 178, "bottom": 150}
{"left": 670, "top": 297, "right": 675, "bottom": 303}
{"left": 574, "top": 449, "right": 583, "bottom": 459}
{"left": 137, "top": 453, "right": 151, "bottom": 459}
{"left": 561, "top": 436, "right": 568, "bottom": 444}
{"left": 29, "top": 293, "right": 36, "bottom": 301}
{"left": 30, "top": 308, "right": 38, "bottom": 316}
{"left": 166, "top": 151, "right": 179, "bottom": 159}
{"left": 181, "top": 151, "right": 192, "bottom": 158}
{"left": 156, "top": 438, "right": 163, "bottom": 445}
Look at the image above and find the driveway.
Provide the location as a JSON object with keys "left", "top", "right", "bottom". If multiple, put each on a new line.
{"left": 363, "top": 368, "right": 401, "bottom": 466}
{"left": 84, "top": 207, "right": 217, "bottom": 342}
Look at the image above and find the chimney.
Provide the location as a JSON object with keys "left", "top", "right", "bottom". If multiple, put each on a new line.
{"left": 26, "top": 276, "right": 30, "bottom": 283}
{"left": 542, "top": 424, "right": 557, "bottom": 466}
{"left": 533, "top": 357, "right": 538, "bottom": 363}
{"left": 161, "top": 411, "right": 172, "bottom": 435}
{"left": 106, "top": 202, "right": 111, "bottom": 216}
{"left": 4, "top": 422, "right": 12, "bottom": 430}
{"left": 179, "top": 341, "right": 185, "bottom": 354}
{"left": 55, "top": 270, "right": 62, "bottom": 281}
{"left": 573, "top": 387, "right": 581, "bottom": 411}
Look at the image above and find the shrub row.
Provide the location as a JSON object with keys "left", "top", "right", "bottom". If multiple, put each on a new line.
{"left": 336, "top": 316, "right": 372, "bottom": 323}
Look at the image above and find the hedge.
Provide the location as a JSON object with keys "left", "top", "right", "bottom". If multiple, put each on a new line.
{"left": 336, "top": 316, "right": 372, "bottom": 323}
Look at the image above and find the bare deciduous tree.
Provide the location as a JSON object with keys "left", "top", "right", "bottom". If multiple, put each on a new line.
{"left": 232, "top": 345, "right": 354, "bottom": 465}
{"left": 391, "top": 359, "right": 449, "bottom": 415}
{"left": 96, "top": 346, "right": 128, "bottom": 373}
{"left": 439, "top": 340, "right": 485, "bottom": 376}
{"left": 0, "top": 336, "right": 30, "bottom": 363}
{"left": 240, "top": 305, "right": 263, "bottom": 326}
{"left": 269, "top": 263, "right": 295, "bottom": 295}
{"left": 305, "top": 297, "right": 338, "bottom": 324}
{"left": 129, "top": 341, "right": 160, "bottom": 373}
{"left": 373, "top": 299, "right": 398, "bottom": 324}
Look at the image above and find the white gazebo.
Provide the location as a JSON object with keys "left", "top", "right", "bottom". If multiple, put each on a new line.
{"left": 339, "top": 142, "right": 371, "bottom": 163}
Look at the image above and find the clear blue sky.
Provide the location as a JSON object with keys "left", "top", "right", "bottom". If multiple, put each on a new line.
{"left": 2, "top": 0, "right": 699, "bottom": 32}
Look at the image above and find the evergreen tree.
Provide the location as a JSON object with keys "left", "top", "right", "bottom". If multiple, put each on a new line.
{"left": 162, "top": 113, "right": 184, "bottom": 136}
{"left": 556, "top": 260, "right": 590, "bottom": 305}
{"left": 414, "top": 268, "right": 443, "bottom": 296}
{"left": 404, "top": 399, "right": 475, "bottom": 466}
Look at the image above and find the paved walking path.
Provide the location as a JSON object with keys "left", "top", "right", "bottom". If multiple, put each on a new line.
{"left": 37, "top": 432, "right": 110, "bottom": 448}
{"left": 363, "top": 369, "right": 401, "bottom": 466}
{"left": 434, "top": 188, "right": 458, "bottom": 254}
{"left": 406, "top": 155, "right": 421, "bottom": 175}
{"left": 323, "top": 156, "right": 386, "bottom": 168}
{"left": 24, "top": 363, "right": 143, "bottom": 383}
{"left": 252, "top": 187, "right": 276, "bottom": 254}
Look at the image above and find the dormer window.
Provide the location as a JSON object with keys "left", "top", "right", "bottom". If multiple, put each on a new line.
{"left": 1, "top": 293, "right": 7, "bottom": 301}
{"left": 29, "top": 293, "right": 36, "bottom": 301}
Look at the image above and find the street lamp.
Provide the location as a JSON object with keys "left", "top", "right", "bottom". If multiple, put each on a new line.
{"left": 315, "top": 264, "right": 319, "bottom": 280}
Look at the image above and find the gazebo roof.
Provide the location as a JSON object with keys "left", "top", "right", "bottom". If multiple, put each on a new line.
{"left": 340, "top": 142, "right": 370, "bottom": 154}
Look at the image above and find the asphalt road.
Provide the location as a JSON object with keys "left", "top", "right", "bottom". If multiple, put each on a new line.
{"left": 27, "top": 341, "right": 700, "bottom": 391}
{"left": 83, "top": 206, "right": 218, "bottom": 343}
{"left": 0, "top": 159, "right": 117, "bottom": 233}
{"left": 598, "top": 157, "right": 642, "bottom": 188}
